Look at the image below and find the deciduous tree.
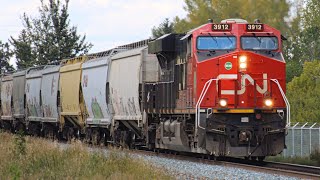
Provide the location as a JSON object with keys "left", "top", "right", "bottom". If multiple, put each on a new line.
{"left": 287, "top": 61, "right": 320, "bottom": 123}
{"left": 174, "top": 0, "right": 290, "bottom": 34}
{"left": 285, "top": 0, "right": 320, "bottom": 82}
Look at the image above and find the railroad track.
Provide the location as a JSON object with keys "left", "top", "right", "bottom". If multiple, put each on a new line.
{"left": 55, "top": 141, "right": 320, "bottom": 179}
{"left": 222, "top": 157, "right": 320, "bottom": 179}
{"left": 225, "top": 157, "right": 320, "bottom": 177}
{"left": 131, "top": 148, "right": 320, "bottom": 179}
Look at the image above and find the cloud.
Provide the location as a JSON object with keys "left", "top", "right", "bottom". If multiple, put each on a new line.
{"left": 68, "top": 0, "right": 186, "bottom": 52}
{"left": 0, "top": 0, "right": 40, "bottom": 41}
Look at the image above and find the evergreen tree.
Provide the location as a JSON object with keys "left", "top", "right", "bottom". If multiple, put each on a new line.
{"left": 10, "top": 0, "right": 92, "bottom": 69}
{"left": 0, "top": 41, "right": 14, "bottom": 73}
{"left": 151, "top": 18, "right": 175, "bottom": 38}
{"left": 10, "top": 30, "right": 35, "bottom": 69}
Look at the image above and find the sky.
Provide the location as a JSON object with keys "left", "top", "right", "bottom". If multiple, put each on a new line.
{"left": 0, "top": 0, "right": 187, "bottom": 55}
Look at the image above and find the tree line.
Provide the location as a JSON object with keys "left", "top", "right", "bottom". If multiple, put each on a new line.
{"left": 152, "top": 0, "right": 320, "bottom": 123}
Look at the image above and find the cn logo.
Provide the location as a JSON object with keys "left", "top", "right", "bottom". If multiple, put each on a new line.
{"left": 217, "top": 74, "right": 268, "bottom": 95}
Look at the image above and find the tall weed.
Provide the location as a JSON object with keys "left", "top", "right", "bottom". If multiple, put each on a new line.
{"left": 0, "top": 133, "right": 171, "bottom": 179}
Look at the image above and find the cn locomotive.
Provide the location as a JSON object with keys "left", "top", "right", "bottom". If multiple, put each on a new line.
{"left": 0, "top": 19, "right": 289, "bottom": 160}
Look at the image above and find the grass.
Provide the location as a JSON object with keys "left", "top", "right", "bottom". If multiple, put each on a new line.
{"left": 0, "top": 132, "right": 172, "bottom": 179}
{"left": 266, "top": 148, "right": 320, "bottom": 167}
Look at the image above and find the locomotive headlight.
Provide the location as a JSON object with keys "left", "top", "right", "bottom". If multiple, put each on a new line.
{"left": 219, "top": 99, "right": 228, "bottom": 107}
{"left": 239, "top": 56, "right": 247, "bottom": 69}
{"left": 264, "top": 99, "right": 273, "bottom": 107}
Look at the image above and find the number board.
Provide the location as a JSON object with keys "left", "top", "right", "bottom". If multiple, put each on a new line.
{"left": 212, "top": 24, "right": 232, "bottom": 31}
{"left": 246, "top": 24, "right": 264, "bottom": 31}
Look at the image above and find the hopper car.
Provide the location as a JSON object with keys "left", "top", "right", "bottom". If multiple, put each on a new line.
{"left": 0, "top": 19, "right": 289, "bottom": 160}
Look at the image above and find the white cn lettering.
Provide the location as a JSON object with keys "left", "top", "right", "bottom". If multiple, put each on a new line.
{"left": 216, "top": 74, "right": 268, "bottom": 95}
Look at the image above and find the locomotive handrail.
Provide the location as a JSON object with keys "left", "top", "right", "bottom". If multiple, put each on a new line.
{"left": 270, "top": 79, "right": 291, "bottom": 127}
{"left": 196, "top": 78, "right": 218, "bottom": 131}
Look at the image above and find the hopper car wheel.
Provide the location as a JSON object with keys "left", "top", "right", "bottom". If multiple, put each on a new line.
{"left": 48, "top": 129, "right": 55, "bottom": 141}
{"left": 3, "top": 122, "right": 13, "bottom": 133}
{"left": 92, "top": 129, "right": 100, "bottom": 146}
{"left": 213, "top": 156, "right": 217, "bottom": 161}
{"left": 100, "top": 132, "right": 108, "bottom": 146}
{"left": 15, "top": 123, "right": 25, "bottom": 134}
{"left": 67, "top": 128, "right": 74, "bottom": 142}
{"left": 258, "top": 156, "right": 265, "bottom": 161}
{"left": 250, "top": 156, "right": 257, "bottom": 161}
{"left": 85, "top": 128, "right": 92, "bottom": 144}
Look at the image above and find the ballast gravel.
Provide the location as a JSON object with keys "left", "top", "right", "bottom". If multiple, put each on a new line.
{"left": 58, "top": 143, "right": 297, "bottom": 179}
{"left": 129, "top": 153, "right": 298, "bottom": 180}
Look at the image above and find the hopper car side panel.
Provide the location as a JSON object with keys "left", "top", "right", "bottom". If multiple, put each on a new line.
{"left": 41, "top": 66, "right": 60, "bottom": 122}
{"left": 110, "top": 48, "right": 145, "bottom": 121}
{"left": 82, "top": 57, "right": 111, "bottom": 125}
{"left": 26, "top": 70, "right": 43, "bottom": 121}
{"left": 1, "top": 76, "right": 13, "bottom": 120}
{"left": 13, "top": 71, "right": 26, "bottom": 119}
{"left": 59, "top": 62, "right": 86, "bottom": 130}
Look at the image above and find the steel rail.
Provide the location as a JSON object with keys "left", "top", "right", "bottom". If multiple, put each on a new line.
{"left": 132, "top": 148, "right": 320, "bottom": 179}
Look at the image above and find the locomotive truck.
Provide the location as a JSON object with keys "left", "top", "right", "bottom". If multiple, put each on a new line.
{"left": 0, "top": 19, "right": 289, "bottom": 160}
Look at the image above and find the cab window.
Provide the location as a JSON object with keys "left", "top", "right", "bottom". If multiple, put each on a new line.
{"left": 241, "top": 36, "right": 278, "bottom": 50}
{"left": 197, "top": 36, "right": 236, "bottom": 50}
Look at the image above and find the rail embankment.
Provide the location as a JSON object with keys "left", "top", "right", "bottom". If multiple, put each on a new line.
{"left": 0, "top": 132, "right": 171, "bottom": 179}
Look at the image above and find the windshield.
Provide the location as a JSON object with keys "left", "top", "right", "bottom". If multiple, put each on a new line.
{"left": 241, "top": 36, "right": 278, "bottom": 50}
{"left": 197, "top": 36, "right": 236, "bottom": 50}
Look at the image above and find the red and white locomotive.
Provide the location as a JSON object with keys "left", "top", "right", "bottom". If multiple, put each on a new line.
{"left": 145, "top": 19, "right": 289, "bottom": 160}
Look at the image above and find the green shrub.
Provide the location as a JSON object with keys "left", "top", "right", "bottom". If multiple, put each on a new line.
{"left": 310, "top": 148, "right": 320, "bottom": 166}
{"left": 13, "top": 130, "right": 26, "bottom": 157}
